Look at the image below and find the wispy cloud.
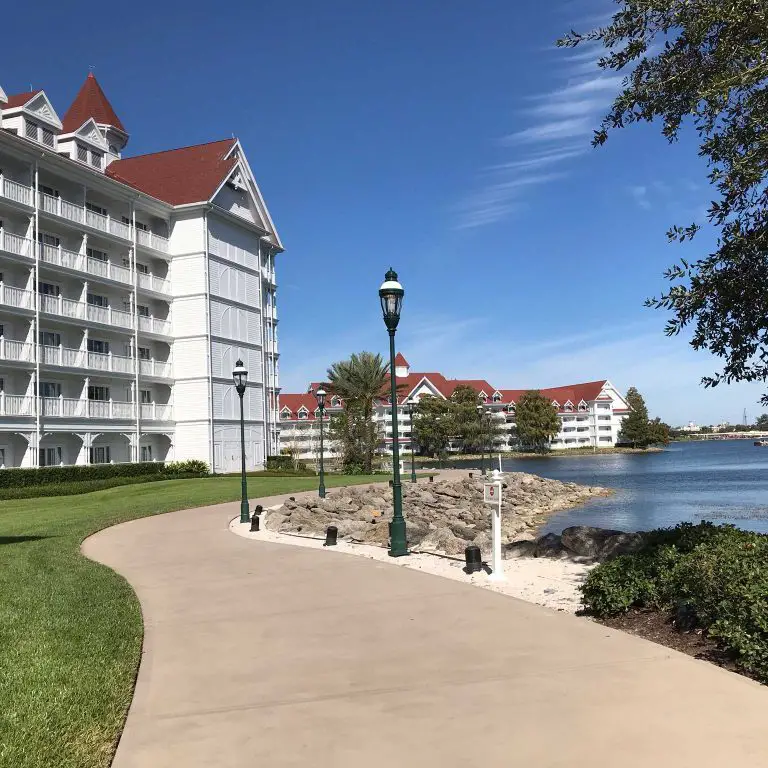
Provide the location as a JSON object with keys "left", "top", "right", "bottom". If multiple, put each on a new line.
{"left": 456, "top": 39, "right": 623, "bottom": 229}
{"left": 629, "top": 185, "right": 651, "bottom": 209}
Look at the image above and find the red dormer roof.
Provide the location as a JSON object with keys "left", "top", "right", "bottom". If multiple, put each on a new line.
{"left": 497, "top": 381, "right": 607, "bottom": 408}
{"left": 279, "top": 393, "right": 338, "bottom": 421}
{"left": 106, "top": 138, "right": 237, "bottom": 206}
{"left": 62, "top": 73, "right": 125, "bottom": 134}
{"left": 448, "top": 379, "right": 498, "bottom": 397}
{"left": 394, "top": 353, "right": 409, "bottom": 367}
{"left": 2, "top": 91, "right": 41, "bottom": 109}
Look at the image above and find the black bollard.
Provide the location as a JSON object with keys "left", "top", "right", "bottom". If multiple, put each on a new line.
{"left": 250, "top": 514, "right": 260, "bottom": 532}
{"left": 429, "top": 475, "right": 434, "bottom": 483}
{"left": 324, "top": 526, "right": 338, "bottom": 546}
{"left": 469, "top": 472, "right": 473, "bottom": 479}
{"left": 389, "top": 480, "right": 393, "bottom": 488}
{"left": 464, "top": 545, "right": 482, "bottom": 574}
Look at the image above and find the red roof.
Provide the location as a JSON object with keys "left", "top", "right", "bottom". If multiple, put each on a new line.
{"left": 106, "top": 139, "right": 237, "bottom": 206}
{"left": 498, "top": 381, "right": 607, "bottom": 408}
{"left": 62, "top": 73, "right": 125, "bottom": 134}
{"left": 394, "top": 353, "right": 409, "bottom": 367}
{"left": 280, "top": 393, "right": 341, "bottom": 421}
{"left": 2, "top": 91, "right": 41, "bottom": 109}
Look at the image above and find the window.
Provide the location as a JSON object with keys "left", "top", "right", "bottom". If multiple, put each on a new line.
{"left": 137, "top": 304, "right": 150, "bottom": 317}
{"left": 88, "top": 385, "right": 110, "bottom": 401}
{"left": 77, "top": 144, "right": 88, "bottom": 163}
{"left": 598, "top": 415, "right": 611, "bottom": 421}
{"left": 87, "top": 339, "right": 109, "bottom": 354}
{"left": 26, "top": 120, "right": 38, "bottom": 139}
{"left": 138, "top": 346, "right": 151, "bottom": 360}
{"left": 41, "top": 128, "right": 54, "bottom": 148}
{"left": 39, "top": 446, "right": 62, "bottom": 466}
{"left": 599, "top": 426, "right": 612, "bottom": 432}
{"left": 598, "top": 402, "right": 611, "bottom": 409}
{"left": 86, "top": 202, "right": 107, "bottom": 217}
{"left": 90, "top": 446, "right": 111, "bottom": 464}
{"left": 141, "top": 445, "right": 152, "bottom": 462}
{"left": 90, "top": 152, "right": 102, "bottom": 169}
{"left": 87, "top": 293, "right": 108, "bottom": 307}
{"left": 492, "top": 392, "right": 501, "bottom": 402}
{"left": 39, "top": 331, "right": 61, "bottom": 347}
{"left": 564, "top": 403, "right": 574, "bottom": 412}
{"left": 39, "top": 184, "right": 58, "bottom": 198}
{"left": 38, "top": 232, "right": 60, "bottom": 248}
{"left": 39, "top": 382, "right": 61, "bottom": 398}
{"left": 600, "top": 436, "right": 612, "bottom": 442}
{"left": 135, "top": 221, "right": 148, "bottom": 232}
{"left": 0, "top": 448, "right": 5, "bottom": 468}
{"left": 298, "top": 408, "right": 308, "bottom": 420}
{"left": 140, "top": 390, "right": 152, "bottom": 404}
{"left": 136, "top": 262, "right": 149, "bottom": 274}
{"left": 37, "top": 281, "right": 60, "bottom": 296}
{"left": 87, "top": 247, "right": 108, "bottom": 262}
{"left": 0, "top": 324, "right": 3, "bottom": 337}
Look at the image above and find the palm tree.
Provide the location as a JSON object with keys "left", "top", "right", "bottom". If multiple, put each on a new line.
{"left": 327, "top": 352, "right": 389, "bottom": 472}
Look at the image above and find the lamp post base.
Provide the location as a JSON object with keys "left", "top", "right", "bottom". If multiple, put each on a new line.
{"left": 388, "top": 518, "right": 409, "bottom": 557}
{"left": 240, "top": 500, "right": 250, "bottom": 525}
{"left": 319, "top": 485, "right": 326, "bottom": 499}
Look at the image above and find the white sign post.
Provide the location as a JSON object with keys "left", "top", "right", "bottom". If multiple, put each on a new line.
{"left": 483, "top": 476, "right": 504, "bottom": 580}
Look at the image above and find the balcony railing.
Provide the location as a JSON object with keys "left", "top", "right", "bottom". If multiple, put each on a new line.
{"left": 137, "top": 272, "right": 171, "bottom": 295}
{"left": 137, "top": 315, "right": 171, "bottom": 335}
{"left": 0, "top": 229, "right": 33, "bottom": 258}
{"left": 38, "top": 243, "right": 133, "bottom": 286}
{"left": 1, "top": 395, "right": 172, "bottom": 420}
{"left": 0, "top": 338, "right": 34, "bottom": 363}
{"left": 38, "top": 192, "right": 134, "bottom": 242}
{"left": 0, "top": 176, "right": 33, "bottom": 207}
{"left": 0, "top": 284, "right": 34, "bottom": 311}
{"left": 139, "top": 358, "right": 172, "bottom": 378}
{"left": 37, "top": 294, "right": 135, "bottom": 330}
{"left": 137, "top": 229, "right": 169, "bottom": 254}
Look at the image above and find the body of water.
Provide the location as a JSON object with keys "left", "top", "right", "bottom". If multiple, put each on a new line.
{"left": 427, "top": 440, "right": 768, "bottom": 534}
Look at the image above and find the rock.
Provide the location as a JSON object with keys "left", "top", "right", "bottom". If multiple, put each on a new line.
{"left": 360, "top": 522, "right": 390, "bottom": 547}
{"left": 503, "top": 540, "right": 538, "bottom": 559}
{"left": 264, "top": 512, "right": 287, "bottom": 531}
{"left": 472, "top": 531, "right": 492, "bottom": 556}
{"left": 418, "top": 526, "right": 465, "bottom": 556}
{"left": 560, "top": 526, "right": 628, "bottom": 559}
{"left": 535, "top": 533, "right": 567, "bottom": 559}
{"left": 599, "top": 531, "right": 645, "bottom": 560}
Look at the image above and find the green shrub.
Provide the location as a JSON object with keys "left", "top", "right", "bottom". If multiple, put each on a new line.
{"left": 266, "top": 455, "right": 304, "bottom": 471}
{"left": 0, "top": 462, "right": 165, "bottom": 489}
{"left": 0, "top": 474, "right": 196, "bottom": 500}
{"left": 582, "top": 522, "right": 768, "bottom": 682}
{"left": 163, "top": 460, "right": 209, "bottom": 474}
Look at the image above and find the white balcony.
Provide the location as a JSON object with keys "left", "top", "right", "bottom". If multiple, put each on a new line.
{"left": 137, "top": 228, "right": 169, "bottom": 254}
{"left": 139, "top": 358, "right": 172, "bottom": 378}
{"left": 0, "top": 230, "right": 33, "bottom": 258}
{"left": 38, "top": 294, "right": 135, "bottom": 330}
{"left": 39, "top": 242, "right": 132, "bottom": 286}
{"left": 0, "top": 338, "right": 34, "bottom": 363}
{"left": 138, "top": 315, "right": 171, "bottom": 336}
{"left": 137, "top": 271, "right": 171, "bottom": 295}
{"left": 0, "top": 284, "right": 34, "bottom": 311}
{"left": 1, "top": 395, "right": 172, "bottom": 420}
{"left": 0, "top": 176, "right": 33, "bottom": 208}
{"left": 38, "top": 192, "right": 132, "bottom": 242}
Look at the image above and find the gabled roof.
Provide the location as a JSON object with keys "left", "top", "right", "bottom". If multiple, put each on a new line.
{"left": 62, "top": 73, "right": 125, "bottom": 134}
{"left": 279, "top": 393, "right": 335, "bottom": 421}
{"left": 106, "top": 139, "right": 238, "bottom": 206}
{"left": 449, "top": 379, "right": 498, "bottom": 397}
{"left": 2, "top": 91, "right": 42, "bottom": 109}
{"left": 394, "top": 353, "right": 409, "bottom": 367}
{"left": 497, "top": 381, "right": 608, "bottom": 408}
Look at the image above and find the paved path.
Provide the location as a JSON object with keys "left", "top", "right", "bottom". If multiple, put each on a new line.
{"left": 83, "top": 486, "right": 768, "bottom": 768}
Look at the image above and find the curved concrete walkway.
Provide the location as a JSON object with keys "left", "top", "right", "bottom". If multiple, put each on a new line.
{"left": 84, "top": 490, "right": 768, "bottom": 768}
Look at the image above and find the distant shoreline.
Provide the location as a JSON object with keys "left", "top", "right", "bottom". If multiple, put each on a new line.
{"left": 413, "top": 446, "right": 665, "bottom": 464}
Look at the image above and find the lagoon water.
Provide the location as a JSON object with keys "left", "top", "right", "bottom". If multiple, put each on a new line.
{"left": 440, "top": 440, "right": 768, "bottom": 535}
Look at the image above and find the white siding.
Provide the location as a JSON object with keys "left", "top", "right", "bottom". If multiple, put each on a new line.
{"left": 211, "top": 341, "right": 262, "bottom": 381}
{"left": 173, "top": 338, "right": 210, "bottom": 379}
{"left": 213, "top": 184, "right": 265, "bottom": 229}
{"left": 174, "top": 422, "right": 212, "bottom": 464}
{"left": 209, "top": 299, "right": 260, "bottom": 344}
{"left": 212, "top": 382, "right": 263, "bottom": 421}
{"left": 207, "top": 216, "right": 260, "bottom": 270}
{"left": 213, "top": 423, "right": 264, "bottom": 472}
{"left": 172, "top": 296, "right": 208, "bottom": 338}
{"left": 170, "top": 254, "right": 207, "bottom": 297}
{"left": 170, "top": 214, "right": 205, "bottom": 255}
{"left": 173, "top": 381, "right": 211, "bottom": 422}
{"left": 208, "top": 258, "right": 260, "bottom": 307}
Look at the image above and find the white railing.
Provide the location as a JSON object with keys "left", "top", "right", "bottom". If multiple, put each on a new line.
{"left": 86, "top": 208, "right": 109, "bottom": 233}
{"left": 0, "top": 176, "right": 33, "bottom": 207}
{"left": 0, "top": 396, "right": 171, "bottom": 420}
{"left": 0, "top": 284, "right": 34, "bottom": 310}
{"left": 140, "top": 403, "right": 172, "bottom": 421}
{"left": 84, "top": 255, "right": 131, "bottom": 285}
{"left": 3, "top": 394, "right": 34, "bottom": 416}
{"left": 139, "top": 359, "right": 172, "bottom": 378}
{"left": 138, "top": 315, "right": 171, "bottom": 335}
{"left": 40, "top": 242, "right": 85, "bottom": 272}
{"left": 0, "top": 338, "right": 34, "bottom": 362}
{"left": 0, "top": 230, "right": 32, "bottom": 257}
{"left": 137, "top": 229, "right": 169, "bottom": 253}
{"left": 84, "top": 304, "right": 134, "bottom": 329}
{"left": 38, "top": 192, "right": 132, "bottom": 241}
{"left": 137, "top": 272, "right": 171, "bottom": 295}
{"left": 61, "top": 199, "right": 85, "bottom": 224}
{"left": 37, "top": 296, "right": 135, "bottom": 329}
{"left": 110, "top": 218, "right": 131, "bottom": 239}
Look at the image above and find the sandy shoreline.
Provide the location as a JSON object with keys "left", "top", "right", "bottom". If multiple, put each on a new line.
{"left": 230, "top": 514, "right": 593, "bottom": 613}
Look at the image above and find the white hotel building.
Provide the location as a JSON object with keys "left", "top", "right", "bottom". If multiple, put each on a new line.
{"left": 279, "top": 355, "right": 631, "bottom": 460}
{"left": 0, "top": 75, "right": 282, "bottom": 470}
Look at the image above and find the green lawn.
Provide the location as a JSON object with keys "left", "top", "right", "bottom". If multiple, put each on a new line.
{"left": 0, "top": 474, "right": 386, "bottom": 768}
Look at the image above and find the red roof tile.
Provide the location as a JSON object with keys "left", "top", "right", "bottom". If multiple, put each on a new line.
{"left": 498, "top": 381, "right": 608, "bottom": 408}
{"left": 2, "top": 91, "right": 41, "bottom": 109}
{"left": 62, "top": 73, "right": 125, "bottom": 133}
{"left": 280, "top": 393, "right": 341, "bottom": 421}
{"left": 106, "top": 139, "right": 237, "bottom": 206}
{"left": 394, "top": 353, "right": 409, "bottom": 367}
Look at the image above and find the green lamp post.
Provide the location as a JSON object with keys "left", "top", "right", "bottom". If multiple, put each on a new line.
{"left": 406, "top": 402, "right": 417, "bottom": 483}
{"left": 379, "top": 268, "right": 408, "bottom": 557}
{"left": 315, "top": 387, "right": 327, "bottom": 498}
{"left": 233, "top": 359, "right": 250, "bottom": 523}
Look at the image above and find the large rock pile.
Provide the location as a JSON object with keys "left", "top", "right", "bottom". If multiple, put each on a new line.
{"left": 265, "top": 473, "right": 611, "bottom": 557}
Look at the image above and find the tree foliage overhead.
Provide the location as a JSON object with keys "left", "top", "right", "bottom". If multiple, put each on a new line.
{"left": 559, "top": 2, "right": 768, "bottom": 402}
{"left": 326, "top": 351, "right": 389, "bottom": 472}
{"left": 620, "top": 387, "right": 671, "bottom": 447}
{"left": 514, "top": 390, "right": 561, "bottom": 452}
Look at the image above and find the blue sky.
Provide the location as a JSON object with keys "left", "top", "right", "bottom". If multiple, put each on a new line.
{"left": 5, "top": 0, "right": 764, "bottom": 425}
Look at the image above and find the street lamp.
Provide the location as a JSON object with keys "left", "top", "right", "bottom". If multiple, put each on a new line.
{"left": 233, "top": 359, "right": 250, "bottom": 523}
{"left": 476, "top": 402, "right": 487, "bottom": 476}
{"left": 379, "top": 268, "right": 407, "bottom": 557}
{"left": 315, "top": 387, "right": 327, "bottom": 498}
{"left": 406, "top": 402, "right": 417, "bottom": 483}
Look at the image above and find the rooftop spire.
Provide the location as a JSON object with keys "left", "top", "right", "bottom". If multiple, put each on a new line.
{"left": 62, "top": 73, "right": 126, "bottom": 135}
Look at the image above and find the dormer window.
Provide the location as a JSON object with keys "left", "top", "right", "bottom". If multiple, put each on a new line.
{"left": 492, "top": 392, "right": 502, "bottom": 402}
{"left": 578, "top": 401, "right": 588, "bottom": 412}
{"left": 25, "top": 120, "right": 38, "bottom": 139}
{"left": 552, "top": 400, "right": 560, "bottom": 409}
{"left": 77, "top": 144, "right": 88, "bottom": 162}
{"left": 331, "top": 396, "right": 341, "bottom": 407}
{"left": 280, "top": 407, "right": 291, "bottom": 418}
{"left": 564, "top": 403, "right": 573, "bottom": 412}
{"left": 506, "top": 404, "right": 516, "bottom": 414}
{"left": 24, "top": 119, "right": 56, "bottom": 148}
{"left": 298, "top": 407, "right": 309, "bottom": 420}
{"left": 90, "top": 151, "right": 102, "bottom": 169}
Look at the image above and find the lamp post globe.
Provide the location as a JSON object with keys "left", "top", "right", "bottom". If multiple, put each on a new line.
{"left": 379, "top": 268, "right": 408, "bottom": 557}
{"left": 233, "top": 359, "right": 250, "bottom": 523}
{"left": 315, "top": 387, "right": 327, "bottom": 498}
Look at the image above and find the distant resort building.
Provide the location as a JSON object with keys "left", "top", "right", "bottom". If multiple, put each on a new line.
{"left": 278, "top": 354, "right": 631, "bottom": 460}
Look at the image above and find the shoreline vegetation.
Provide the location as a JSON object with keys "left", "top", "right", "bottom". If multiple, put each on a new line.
{"left": 410, "top": 446, "right": 665, "bottom": 464}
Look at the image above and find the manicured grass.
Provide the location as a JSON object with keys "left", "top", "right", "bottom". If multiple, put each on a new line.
{"left": 0, "top": 474, "right": 386, "bottom": 768}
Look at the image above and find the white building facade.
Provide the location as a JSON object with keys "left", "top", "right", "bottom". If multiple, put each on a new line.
{"left": 279, "top": 355, "right": 630, "bottom": 459}
{"left": 0, "top": 75, "right": 282, "bottom": 471}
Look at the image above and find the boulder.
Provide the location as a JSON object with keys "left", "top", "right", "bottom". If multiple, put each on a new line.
{"left": 560, "top": 526, "right": 624, "bottom": 559}
{"left": 418, "top": 526, "right": 465, "bottom": 556}
{"left": 504, "top": 540, "right": 538, "bottom": 559}
{"left": 535, "top": 533, "right": 567, "bottom": 559}
{"left": 599, "top": 531, "right": 645, "bottom": 560}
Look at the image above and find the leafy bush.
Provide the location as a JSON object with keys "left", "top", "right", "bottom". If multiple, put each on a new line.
{"left": 266, "top": 455, "right": 306, "bottom": 471}
{"left": 582, "top": 522, "right": 768, "bottom": 682}
{"left": 0, "top": 462, "right": 165, "bottom": 489}
{"left": 0, "top": 474, "right": 197, "bottom": 500}
{"left": 163, "top": 460, "right": 209, "bottom": 475}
